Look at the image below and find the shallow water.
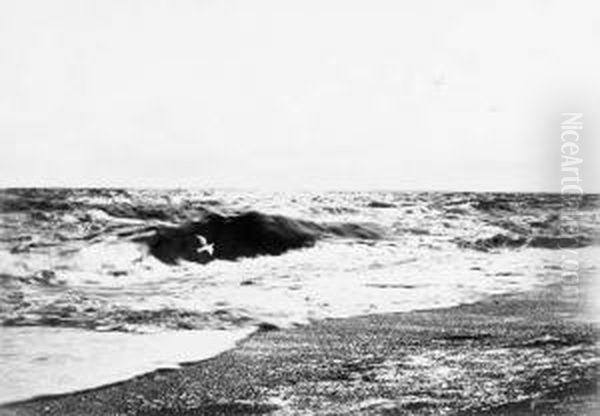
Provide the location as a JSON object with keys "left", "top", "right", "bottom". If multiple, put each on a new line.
{"left": 0, "top": 326, "right": 253, "bottom": 403}
{"left": 0, "top": 189, "right": 598, "bottom": 403}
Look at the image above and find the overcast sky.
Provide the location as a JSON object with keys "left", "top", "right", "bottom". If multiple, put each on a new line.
{"left": 1, "top": 0, "right": 599, "bottom": 191}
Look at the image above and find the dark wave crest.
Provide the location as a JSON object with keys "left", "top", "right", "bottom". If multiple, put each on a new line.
{"left": 134, "top": 211, "right": 383, "bottom": 264}
{"left": 450, "top": 193, "right": 599, "bottom": 251}
{"left": 456, "top": 232, "right": 594, "bottom": 251}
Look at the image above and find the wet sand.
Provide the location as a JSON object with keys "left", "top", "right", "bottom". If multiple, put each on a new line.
{"left": 2, "top": 277, "right": 598, "bottom": 416}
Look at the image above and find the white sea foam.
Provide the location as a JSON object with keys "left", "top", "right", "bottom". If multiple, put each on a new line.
{"left": 0, "top": 326, "right": 253, "bottom": 404}
{"left": 1, "top": 190, "right": 597, "bottom": 404}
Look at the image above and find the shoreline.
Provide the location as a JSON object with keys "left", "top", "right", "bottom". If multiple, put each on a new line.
{"left": 0, "top": 326, "right": 255, "bottom": 405}
{"left": 2, "top": 278, "right": 598, "bottom": 415}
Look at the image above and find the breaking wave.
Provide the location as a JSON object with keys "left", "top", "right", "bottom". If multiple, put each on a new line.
{"left": 2, "top": 301, "right": 259, "bottom": 333}
{"left": 448, "top": 193, "right": 599, "bottom": 251}
{"left": 133, "top": 211, "right": 383, "bottom": 264}
{"left": 1, "top": 189, "right": 599, "bottom": 404}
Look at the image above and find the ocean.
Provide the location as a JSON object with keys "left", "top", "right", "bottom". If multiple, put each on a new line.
{"left": 0, "top": 189, "right": 598, "bottom": 403}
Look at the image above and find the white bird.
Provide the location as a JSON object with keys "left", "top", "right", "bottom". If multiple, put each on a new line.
{"left": 196, "top": 235, "right": 214, "bottom": 256}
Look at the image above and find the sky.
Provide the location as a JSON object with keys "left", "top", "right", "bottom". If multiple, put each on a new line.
{"left": 1, "top": 0, "right": 599, "bottom": 191}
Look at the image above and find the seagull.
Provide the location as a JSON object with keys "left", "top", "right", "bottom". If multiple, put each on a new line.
{"left": 196, "top": 235, "right": 214, "bottom": 256}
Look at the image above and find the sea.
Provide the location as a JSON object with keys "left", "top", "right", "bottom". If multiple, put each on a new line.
{"left": 0, "top": 189, "right": 598, "bottom": 403}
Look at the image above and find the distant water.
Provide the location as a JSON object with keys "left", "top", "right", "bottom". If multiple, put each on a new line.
{"left": 0, "top": 189, "right": 598, "bottom": 403}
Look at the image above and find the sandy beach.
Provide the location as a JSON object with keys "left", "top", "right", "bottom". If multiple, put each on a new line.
{"left": 2, "top": 274, "right": 597, "bottom": 416}
{"left": 1, "top": 0, "right": 599, "bottom": 412}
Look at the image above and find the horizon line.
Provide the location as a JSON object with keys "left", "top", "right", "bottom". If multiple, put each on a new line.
{"left": 1, "top": 185, "right": 598, "bottom": 195}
